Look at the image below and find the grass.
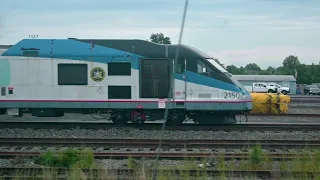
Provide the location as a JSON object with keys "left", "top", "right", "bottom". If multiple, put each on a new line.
{"left": 4, "top": 146, "right": 320, "bottom": 179}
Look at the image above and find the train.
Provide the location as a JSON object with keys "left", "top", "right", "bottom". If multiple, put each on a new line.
{"left": 0, "top": 38, "right": 252, "bottom": 125}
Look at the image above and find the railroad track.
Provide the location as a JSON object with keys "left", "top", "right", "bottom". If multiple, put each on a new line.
{"left": 0, "top": 151, "right": 315, "bottom": 160}
{"left": 290, "top": 95, "right": 320, "bottom": 98}
{"left": 248, "top": 113, "right": 320, "bottom": 117}
{"left": 290, "top": 98, "right": 320, "bottom": 103}
{"left": 0, "top": 121, "right": 320, "bottom": 131}
{"left": 0, "top": 138, "right": 319, "bottom": 149}
{"left": 0, "top": 167, "right": 316, "bottom": 179}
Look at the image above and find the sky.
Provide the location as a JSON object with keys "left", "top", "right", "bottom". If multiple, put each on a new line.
{"left": 0, "top": 0, "right": 320, "bottom": 69}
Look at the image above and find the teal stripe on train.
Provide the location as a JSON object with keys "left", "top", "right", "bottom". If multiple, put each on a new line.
{"left": 0, "top": 60, "right": 10, "bottom": 86}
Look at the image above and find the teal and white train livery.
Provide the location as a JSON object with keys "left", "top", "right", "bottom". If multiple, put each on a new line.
{"left": 0, "top": 38, "right": 252, "bottom": 125}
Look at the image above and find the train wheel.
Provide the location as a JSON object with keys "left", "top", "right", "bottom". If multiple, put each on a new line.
{"left": 167, "top": 112, "right": 185, "bottom": 126}
{"left": 130, "top": 111, "right": 146, "bottom": 125}
{"left": 111, "top": 112, "right": 128, "bottom": 125}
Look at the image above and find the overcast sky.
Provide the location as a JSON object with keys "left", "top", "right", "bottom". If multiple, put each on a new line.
{"left": 0, "top": 0, "right": 319, "bottom": 68}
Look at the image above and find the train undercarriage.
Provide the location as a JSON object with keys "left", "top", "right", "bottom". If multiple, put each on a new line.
{"left": 0, "top": 108, "right": 248, "bottom": 125}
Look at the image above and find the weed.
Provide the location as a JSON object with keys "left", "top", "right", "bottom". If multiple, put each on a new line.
{"left": 36, "top": 150, "right": 59, "bottom": 167}
{"left": 35, "top": 148, "right": 95, "bottom": 168}
{"left": 249, "top": 144, "right": 262, "bottom": 168}
{"left": 217, "top": 154, "right": 225, "bottom": 171}
{"left": 127, "top": 155, "right": 138, "bottom": 169}
{"left": 74, "top": 148, "right": 95, "bottom": 169}
{"left": 6, "top": 147, "right": 320, "bottom": 179}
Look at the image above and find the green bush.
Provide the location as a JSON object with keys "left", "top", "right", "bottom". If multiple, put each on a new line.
{"left": 35, "top": 148, "right": 95, "bottom": 168}
{"left": 249, "top": 144, "right": 262, "bottom": 167}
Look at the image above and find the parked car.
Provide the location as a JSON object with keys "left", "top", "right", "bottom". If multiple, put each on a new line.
{"left": 303, "top": 85, "right": 320, "bottom": 95}
{"left": 250, "top": 82, "right": 290, "bottom": 94}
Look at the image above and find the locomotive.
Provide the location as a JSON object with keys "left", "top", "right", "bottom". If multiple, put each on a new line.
{"left": 0, "top": 38, "right": 252, "bottom": 125}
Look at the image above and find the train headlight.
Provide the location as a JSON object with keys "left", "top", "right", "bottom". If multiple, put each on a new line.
{"left": 241, "top": 93, "right": 246, "bottom": 99}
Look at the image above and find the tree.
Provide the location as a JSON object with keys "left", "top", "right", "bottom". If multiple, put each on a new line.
{"left": 282, "top": 55, "right": 300, "bottom": 68}
{"left": 245, "top": 63, "right": 261, "bottom": 71}
{"left": 266, "top": 66, "right": 276, "bottom": 74}
{"left": 149, "top": 33, "right": 171, "bottom": 44}
{"left": 221, "top": 54, "right": 320, "bottom": 84}
{"left": 226, "top": 65, "right": 246, "bottom": 75}
{"left": 226, "top": 65, "right": 237, "bottom": 74}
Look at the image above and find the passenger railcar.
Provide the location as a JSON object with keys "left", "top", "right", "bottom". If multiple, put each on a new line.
{"left": 0, "top": 38, "right": 252, "bottom": 125}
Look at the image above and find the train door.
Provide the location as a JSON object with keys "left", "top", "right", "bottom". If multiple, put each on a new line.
{"left": 174, "top": 58, "right": 187, "bottom": 108}
{"left": 140, "top": 58, "right": 171, "bottom": 99}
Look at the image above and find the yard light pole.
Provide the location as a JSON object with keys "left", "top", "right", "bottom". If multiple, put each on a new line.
{"left": 29, "top": 35, "right": 38, "bottom": 39}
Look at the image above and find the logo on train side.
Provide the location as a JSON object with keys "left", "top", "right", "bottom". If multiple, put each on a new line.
{"left": 90, "top": 67, "right": 105, "bottom": 82}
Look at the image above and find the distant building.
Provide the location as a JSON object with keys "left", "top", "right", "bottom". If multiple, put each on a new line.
{"left": 233, "top": 75, "right": 297, "bottom": 94}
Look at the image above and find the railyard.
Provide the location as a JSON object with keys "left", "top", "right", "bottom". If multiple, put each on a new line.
{"left": 2, "top": 0, "right": 320, "bottom": 178}
{"left": 0, "top": 95, "right": 319, "bottom": 179}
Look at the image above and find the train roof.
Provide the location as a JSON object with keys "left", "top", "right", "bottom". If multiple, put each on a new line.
{"left": 1, "top": 38, "right": 212, "bottom": 60}
{"left": 72, "top": 38, "right": 212, "bottom": 59}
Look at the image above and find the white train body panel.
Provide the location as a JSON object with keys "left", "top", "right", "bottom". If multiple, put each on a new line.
{"left": 0, "top": 38, "right": 252, "bottom": 115}
{"left": 0, "top": 57, "right": 251, "bottom": 111}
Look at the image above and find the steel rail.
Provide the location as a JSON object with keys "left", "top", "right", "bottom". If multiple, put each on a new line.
{"left": 0, "top": 121, "right": 320, "bottom": 131}
{"left": 0, "top": 138, "right": 319, "bottom": 148}
{"left": 248, "top": 113, "right": 320, "bottom": 117}
{"left": 0, "top": 151, "right": 315, "bottom": 161}
{"left": 290, "top": 96, "right": 320, "bottom": 99}
{"left": 290, "top": 99, "right": 320, "bottom": 103}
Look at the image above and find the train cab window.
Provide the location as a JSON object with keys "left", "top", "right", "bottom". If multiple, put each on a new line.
{"left": 197, "top": 59, "right": 214, "bottom": 76}
{"left": 197, "top": 60, "right": 206, "bottom": 73}
{"left": 175, "top": 58, "right": 185, "bottom": 74}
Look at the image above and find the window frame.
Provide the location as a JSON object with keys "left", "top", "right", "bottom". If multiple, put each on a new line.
{"left": 196, "top": 58, "right": 215, "bottom": 76}
{"left": 175, "top": 58, "right": 186, "bottom": 74}
{"left": 108, "top": 85, "right": 132, "bottom": 99}
{"left": 57, "top": 63, "right": 88, "bottom": 85}
{"left": 107, "top": 62, "right": 131, "bottom": 76}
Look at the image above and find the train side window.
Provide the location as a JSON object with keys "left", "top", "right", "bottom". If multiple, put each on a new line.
{"left": 197, "top": 59, "right": 215, "bottom": 76}
{"left": 58, "top": 64, "right": 88, "bottom": 85}
{"left": 175, "top": 58, "right": 185, "bottom": 74}
{"left": 108, "top": 86, "right": 131, "bottom": 99}
{"left": 108, "top": 62, "right": 131, "bottom": 76}
{"left": 23, "top": 50, "right": 38, "bottom": 57}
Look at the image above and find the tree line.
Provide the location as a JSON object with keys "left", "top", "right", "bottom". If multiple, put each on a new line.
{"left": 223, "top": 56, "right": 320, "bottom": 85}
{"left": 148, "top": 33, "right": 320, "bottom": 85}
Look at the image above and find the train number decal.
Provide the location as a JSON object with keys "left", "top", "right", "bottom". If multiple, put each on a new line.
{"left": 224, "top": 92, "right": 241, "bottom": 99}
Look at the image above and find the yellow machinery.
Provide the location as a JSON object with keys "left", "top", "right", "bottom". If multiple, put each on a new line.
{"left": 250, "top": 93, "right": 290, "bottom": 114}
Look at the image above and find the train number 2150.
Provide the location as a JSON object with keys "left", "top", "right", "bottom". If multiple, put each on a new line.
{"left": 224, "top": 92, "right": 241, "bottom": 99}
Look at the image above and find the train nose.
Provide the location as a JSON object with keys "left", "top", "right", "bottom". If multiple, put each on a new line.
{"left": 241, "top": 91, "right": 252, "bottom": 101}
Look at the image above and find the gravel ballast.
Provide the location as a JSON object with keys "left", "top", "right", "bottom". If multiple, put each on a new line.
{"left": 0, "top": 128, "right": 319, "bottom": 140}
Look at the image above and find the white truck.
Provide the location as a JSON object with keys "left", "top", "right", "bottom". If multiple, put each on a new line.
{"left": 245, "top": 82, "right": 290, "bottom": 95}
